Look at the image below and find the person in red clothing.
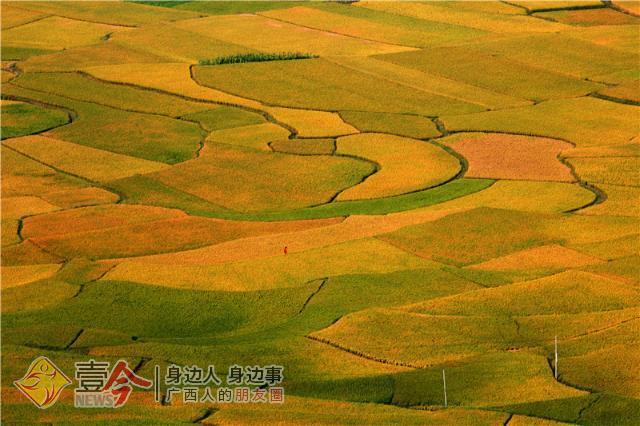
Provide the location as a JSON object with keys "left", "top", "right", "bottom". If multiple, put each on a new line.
{"left": 284, "top": 246, "right": 288, "bottom": 255}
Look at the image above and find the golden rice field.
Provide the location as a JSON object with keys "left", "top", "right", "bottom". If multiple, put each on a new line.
{"left": 1, "top": 1, "right": 639, "bottom": 424}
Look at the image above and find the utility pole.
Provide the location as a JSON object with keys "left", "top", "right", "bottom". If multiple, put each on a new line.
{"left": 554, "top": 335, "right": 558, "bottom": 380}
{"left": 442, "top": 369, "right": 447, "bottom": 408}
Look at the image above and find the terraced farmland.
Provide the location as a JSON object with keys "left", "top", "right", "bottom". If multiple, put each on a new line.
{"left": 1, "top": 1, "right": 638, "bottom": 424}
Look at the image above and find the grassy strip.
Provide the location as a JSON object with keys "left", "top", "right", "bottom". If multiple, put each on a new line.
{"left": 109, "top": 177, "right": 493, "bottom": 221}
{"left": 1, "top": 103, "right": 70, "bottom": 139}
{"left": 1, "top": 46, "right": 57, "bottom": 61}
{"left": 130, "top": 1, "right": 189, "bottom": 7}
{"left": 242, "top": 179, "right": 494, "bottom": 221}
{"left": 199, "top": 52, "right": 318, "bottom": 66}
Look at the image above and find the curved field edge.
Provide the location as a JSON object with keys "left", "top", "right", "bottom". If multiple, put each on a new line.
{"left": 108, "top": 178, "right": 494, "bottom": 221}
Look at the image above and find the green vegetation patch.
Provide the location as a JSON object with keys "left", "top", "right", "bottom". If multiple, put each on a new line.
{"left": 379, "top": 207, "right": 551, "bottom": 266}
{"left": 106, "top": 174, "right": 232, "bottom": 217}
{"left": 139, "top": 1, "right": 308, "bottom": 15}
{"left": 193, "top": 58, "right": 483, "bottom": 116}
{"left": 0, "top": 46, "right": 57, "bottom": 61}
{"left": 1, "top": 102, "right": 69, "bottom": 139}
{"left": 181, "top": 106, "right": 264, "bottom": 131}
{"left": 144, "top": 143, "right": 376, "bottom": 212}
{"left": 199, "top": 52, "right": 318, "bottom": 65}
{"left": 3, "top": 83, "right": 203, "bottom": 164}
{"left": 496, "top": 394, "right": 640, "bottom": 426}
{"left": 376, "top": 46, "right": 602, "bottom": 101}
{"left": 392, "top": 352, "right": 581, "bottom": 407}
{"left": 111, "top": 175, "right": 493, "bottom": 221}
{"left": 3, "top": 279, "right": 314, "bottom": 339}
{"left": 11, "top": 72, "right": 210, "bottom": 117}
{"left": 465, "top": 32, "right": 637, "bottom": 79}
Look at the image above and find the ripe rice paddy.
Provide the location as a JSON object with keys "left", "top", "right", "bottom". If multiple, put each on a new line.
{"left": 1, "top": 1, "right": 638, "bottom": 424}
{"left": 335, "top": 133, "right": 460, "bottom": 200}
{"left": 4, "top": 135, "right": 171, "bottom": 182}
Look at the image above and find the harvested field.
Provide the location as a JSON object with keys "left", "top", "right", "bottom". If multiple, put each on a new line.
{"left": 443, "top": 133, "right": 574, "bottom": 182}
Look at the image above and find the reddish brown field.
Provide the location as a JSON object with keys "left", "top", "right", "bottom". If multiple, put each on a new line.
{"left": 446, "top": 133, "right": 574, "bottom": 182}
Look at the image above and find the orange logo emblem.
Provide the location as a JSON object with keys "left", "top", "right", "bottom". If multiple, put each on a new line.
{"left": 14, "top": 356, "right": 72, "bottom": 409}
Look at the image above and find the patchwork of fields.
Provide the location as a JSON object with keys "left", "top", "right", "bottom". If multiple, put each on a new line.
{"left": 1, "top": 1, "right": 639, "bottom": 424}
